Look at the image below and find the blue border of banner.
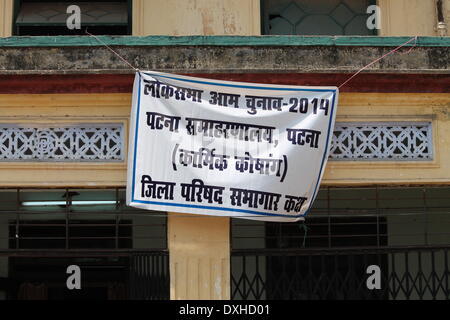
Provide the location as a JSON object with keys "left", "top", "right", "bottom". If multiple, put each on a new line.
{"left": 131, "top": 72, "right": 337, "bottom": 219}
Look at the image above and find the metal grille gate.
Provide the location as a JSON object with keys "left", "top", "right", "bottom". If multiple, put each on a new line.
{"left": 129, "top": 252, "right": 170, "bottom": 300}
{"left": 0, "top": 250, "right": 169, "bottom": 300}
{"left": 231, "top": 246, "right": 450, "bottom": 300}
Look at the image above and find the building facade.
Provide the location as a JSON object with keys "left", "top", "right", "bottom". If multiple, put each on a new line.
{"left": 0, "top": 0, "right": 449, "bottom": 300}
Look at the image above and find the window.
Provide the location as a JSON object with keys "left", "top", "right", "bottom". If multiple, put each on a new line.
{"left": 8, "top": 220, "right": 132, "bottom": 249}
{"left": 13, "top": 0, "right": 131, "bottom": 36}
{"left": 1, "top": 188, "right": 167, "bottom": 250}
{"left": 261, "top": 0, "right": 376, "bottom": 35}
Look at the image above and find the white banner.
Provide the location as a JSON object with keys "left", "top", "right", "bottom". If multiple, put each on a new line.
{"left": 126, "top": 71, "right": 339, "bottom": 222}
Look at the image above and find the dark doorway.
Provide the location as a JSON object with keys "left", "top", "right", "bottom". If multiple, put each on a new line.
{"left": 8, "top": 220, "right": 131, "bottom": 300}
{"left": 10, "top": 256, "right": 128, "bottom": 300}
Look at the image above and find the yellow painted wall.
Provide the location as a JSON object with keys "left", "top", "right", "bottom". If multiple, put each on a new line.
{"left": 132, "top": 0, "right": 261, "bottom": 36}
{"left": 0, "top": 90, "right": 448, "bottom": 302}
{"left": 0, "top": 92, "right": 449, "bottom": 187}
{"left": 0, "top": 0, "right": 13, "bottom": 37}
{"left": 0, "top": 0, "right": 448, "bottom": 37}
{"left": 0, "top": 0, "right": 447, "bottom": 37}
{"left": 132, "top": 0, "right": 447, "bottom": 37}
{"left": 323, "top": 93, "right": 450, "bottom": 185}
{"left": 0, "top": 93, "right": 129, "bottom": 187}
{"left": 378, "top": 0, "right": 449, "bottom": 36}
{"left": 447, "top": 0, "right": 450, "bottom": 29}
{"left": 168, "top": 213, "right": 230, "bottom": 299}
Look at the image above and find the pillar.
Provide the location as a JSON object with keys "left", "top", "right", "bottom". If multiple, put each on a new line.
{"left": 378, "top": 0, "right": 438, "bottom": 36}
{"left": 168, "top": 213, "right": 230, "bottom": 300}
{"left": 0, "top": 0, "right": 13, "bottom": 37}
{"left": 132, "top": 0, "right": 261, "bottom": 36}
